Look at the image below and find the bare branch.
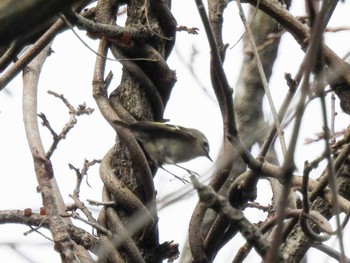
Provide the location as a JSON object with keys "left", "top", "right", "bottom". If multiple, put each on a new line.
{"left": 22, "top": 44, "right": 79, "bottom": 262}
{"left": 40, "top": 91, "right": 94, "bottom": 159}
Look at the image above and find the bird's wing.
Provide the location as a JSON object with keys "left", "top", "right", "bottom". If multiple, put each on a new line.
{"left": 113, "top": 120, "right": 196, "bottom": 141}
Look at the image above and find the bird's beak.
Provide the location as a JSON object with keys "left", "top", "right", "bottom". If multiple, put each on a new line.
{"left": 202, "top": 146, "right": 213, "bottom": 163}
{"left": 202, "top": 145, "right": 213, "bottom": 162}
{"left": 207, "top": 154, "right": 213, "bottom": 162}
{"left": 205, "top": 150, "right": 213, "bottom": 162}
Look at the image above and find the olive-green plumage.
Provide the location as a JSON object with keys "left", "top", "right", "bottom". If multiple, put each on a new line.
{"left": 114, "top": 120, "right": 212, "bottom": 165}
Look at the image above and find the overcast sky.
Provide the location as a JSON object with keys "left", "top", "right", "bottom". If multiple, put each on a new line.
{"left": 1, "top": 1, "right": 350, "bottom": 262}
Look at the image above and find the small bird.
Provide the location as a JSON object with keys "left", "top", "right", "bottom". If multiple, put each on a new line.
{"left": 113, "top": 120, "right": 212, "bottom": 166}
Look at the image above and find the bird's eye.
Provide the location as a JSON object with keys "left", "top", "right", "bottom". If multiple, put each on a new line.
{"left": 202, "top": 141, "right": 209, "bottom": 148}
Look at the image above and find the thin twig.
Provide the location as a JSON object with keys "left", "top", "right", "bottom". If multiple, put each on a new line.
{"left": 312, "top": 243, "right": 350, "bottom": 263}
{"left": 330, "top": 92, "right": 336, "bottom": 143}
{"left": 259, "top": 73, "right": 298, "bottom": 158}
{"left": 24, "top": 226, "right": 53, "bottom": 242}
{"left": 67, "top": 211, "right": 112, "bottom": 237}
{"left": 69, "top": 159, "right": 101, "bottom": 198}
{"left": 42, "top": 90, "right": 94, "bottom": 159}
{"left": 266, "top": 1, "right": 336, "bottom": 261}
{"left": 174, "top": 46, "right": 217, "bottom": 106}
{"left": 236, "top": 0, "right": 287, "bottom": 157}
{"left": 87, "top": 199, "right": 117, "bottom": 207}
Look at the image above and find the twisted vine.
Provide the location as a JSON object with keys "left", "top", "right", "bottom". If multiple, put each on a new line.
{"left": 91, "top": 0, "right": 177, "bottom": 262}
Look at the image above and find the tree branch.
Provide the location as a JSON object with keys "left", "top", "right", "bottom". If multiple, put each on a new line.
{"left": 22, "top": 44, "right": 79, "bottom": 262}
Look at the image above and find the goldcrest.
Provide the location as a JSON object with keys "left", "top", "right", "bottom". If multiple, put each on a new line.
{"left": 114, "top": 120, "right": 212, "bottom": 165}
